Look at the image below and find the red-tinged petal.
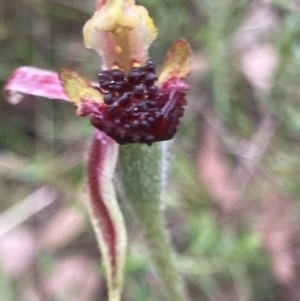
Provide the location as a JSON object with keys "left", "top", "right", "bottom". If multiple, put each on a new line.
{"left": 87, "top": 130, "right": 126, "bottom": 301}
{"left": 4, "top": 67, "right": 68, "bottom": 103}
{"left": 160, "top": 78, "right": 189, "bottom": 91}
{"left": 96, "top": 0, "right": 106, "bottom": 9}
{"left": 58, "top": 68, "right": 103, "bottom": 106}
{"left": 157, "top": 39, "right": 192, "bottom": 85}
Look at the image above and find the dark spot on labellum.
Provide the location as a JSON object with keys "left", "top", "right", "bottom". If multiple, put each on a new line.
{"left": 136, "top": 102, "right": 148, "bottom": 112}
{"left": 133, "top": 85, "right": 145, "bottom": 98}
{"left": 104, "top": 92, "right": 114, "bottom": 105}
{"left": 123, "top": 106, "right": 135, "bottom": 116}
{"left": 147, "top": 85, "right": 158, "bottom": 97}
{"left": 128, "top": 68, "right": 143, "bottom": 84}
{"left": 141, "top": 120, "right": 151, "bottom": 129}
{"left": 147, "top": 100, "right": 157, "bottom": 107}
{"left": 144, "top": 73, "right": 157, "bottom": 86}
{"left": 113, "top": 81, "right": 125, "bottom": 92}
{"left": 147, "top": 116, "right": 155, "bottom": 123}
{"left": 143, "top": 59, "right": 156, "bottom": 73}
{"left": 98, "top": 71, "right": 111, "bottom": 82}
{"left": 146, "top": 134, "right": 155, "bottom": 142}
{"left": 92, "top": 60, "right": 187, "bottom": 144}
{"left": 131, "top": 120, "right": 140, "bottom": 129}
{"left": 108, "top": 105, "right": 117, "bottom": 115}
{"left": 111, "top": 69, "right": 125, "bottom": 81}
{"left": 118, "top": 92, "right": 130, "bottom": 105}
{"left": 132, "top": 133, "right": 141, "bottom": 142}
{"left": 100, "top": 81, "right": 111, "bottom": 90}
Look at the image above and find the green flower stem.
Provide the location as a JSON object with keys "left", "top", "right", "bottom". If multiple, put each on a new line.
{"left": 117, "top": 143, "right": 186, "bottom": 301}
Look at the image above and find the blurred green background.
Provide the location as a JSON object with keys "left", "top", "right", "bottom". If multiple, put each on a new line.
{"left": 1, "top": 0, "right": 300, "bottom": 300}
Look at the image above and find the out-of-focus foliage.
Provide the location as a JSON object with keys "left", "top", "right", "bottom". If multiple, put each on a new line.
{"left": 1, "top": 0, "right": 300, "bottom": 300}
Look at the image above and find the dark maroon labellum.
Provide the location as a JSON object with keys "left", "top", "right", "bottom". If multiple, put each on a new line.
{"left": 83, "top": 60, "right": 187, "bottom": 145}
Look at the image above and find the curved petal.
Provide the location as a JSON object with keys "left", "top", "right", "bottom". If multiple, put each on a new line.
{"left": 87, "top": 130, "right": 126, "bottom": 301}
{"left": 58, "top": 68, "right": 103, "bottom": 106}
{"left": 4, "top": 67, "right": 68, "bottom": 103}
{"left": 83, "top": 0, "right": 157, "bottom": 72}
{"left": 157, "top": 39, "right": 192, "bottom": 85}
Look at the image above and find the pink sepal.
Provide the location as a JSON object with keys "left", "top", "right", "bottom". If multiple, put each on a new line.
{"left": 96, "top": 0, "right": 106, "bottom": 9}
{"left": 4, "top": 67, "right": 69, "bottom": 103}
{"left": 87, "top": 130, "right": 126, "bottom": 301}
{"left": 161, "top": 78, "right": 189, "bottom": 91}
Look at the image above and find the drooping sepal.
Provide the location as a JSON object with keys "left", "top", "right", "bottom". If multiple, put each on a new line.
{"left": 87, "top": 130, "right": 126, "bottom": 301}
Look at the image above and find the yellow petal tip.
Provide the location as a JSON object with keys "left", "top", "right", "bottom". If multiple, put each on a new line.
{"left": 58, "top": 68, "right": 103, "bottom": 105}
{"left": 158, "top": 39, "right": 192, "bottom": 85}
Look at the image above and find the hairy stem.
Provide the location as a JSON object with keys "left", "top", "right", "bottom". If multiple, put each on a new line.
{"left": 117, "top": 143, "right": 186, "bottom": 301}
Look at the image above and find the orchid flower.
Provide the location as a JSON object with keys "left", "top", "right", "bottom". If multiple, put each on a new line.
{"left": 4, "top": 1, "right": 191, "bottom": 301}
